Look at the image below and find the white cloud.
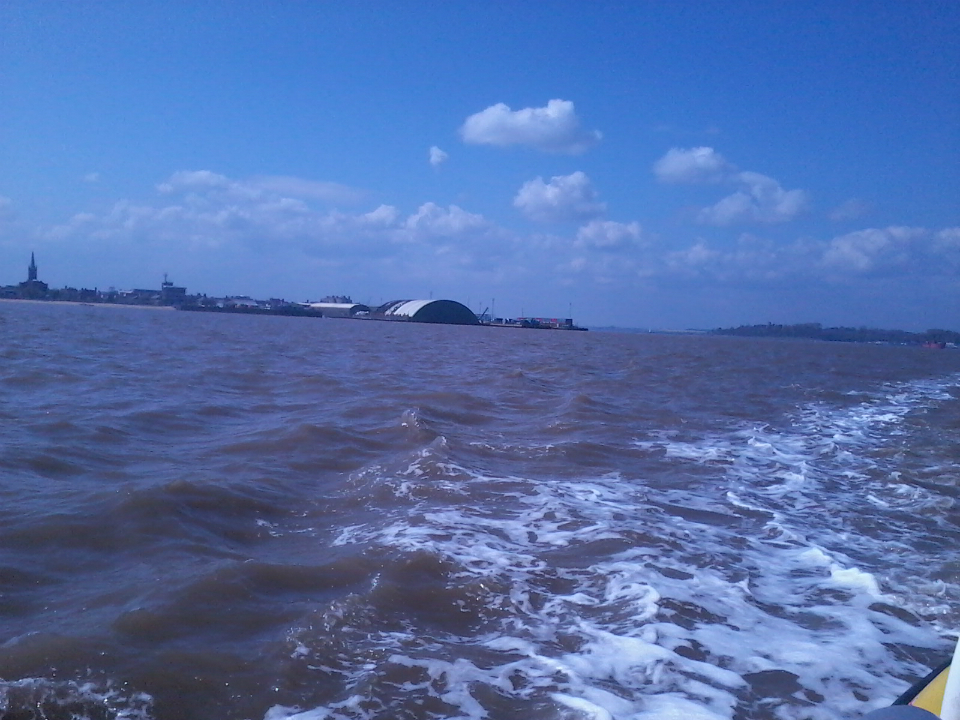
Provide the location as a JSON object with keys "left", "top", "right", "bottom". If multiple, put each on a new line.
{"left": 49, "top": 172, "right": 365, "bottom": 256}
{"left": 575, "top": 219, "right": 644, "bottom": 251}
{"left": 44, "top": 170, "right": 521, "bottom": 278}
{"left": 156, "top": 170, "right": 231, "bottom": 194}
{"left": 654, "top": 147, "right": 733, "bottom": 184}
{"left": 829, "top": 198, "right": 872, "bottom": 222}
{"left": 654, "top": 148, "right": 807, "bottom": 226}
{"left": 559, "top": 219, "right": 653, "bottom": 286}
{"left": 648, "top": 225, "right": 959, "bottom": 283}
{"left": 251, "top": 176, "right": 365, "bottom": 205}
{"left": 562, "top": 251, "right": 649, "bottom": 285}
{"left": 429, "top": 146, "right": 449, "bottom": 168}
{"left": 822, "top": 226, "right": 927, "bottom": 273}
{"left": 460, "top": 99, "right": 601, "bottom": 154}
{"left": 935, "top": 227, "right": 960, "bottom": 250}
{"left": 699, "top": 172, "right": 808, "bottom": 225}
{"left": 667, "top": 241, "right": 722, "bottom": 271}
{"left": 934, "top": 228, "right": 960, "bottom": 272}
{"left": 363, "top": 204, "right": 399, "bottom": 226}
{"left": 514, "top": 171, "right": 606, "bottom": 224}
{"left": 83, "top": 172, "right": 100, "bottom": 183}
{"left": 404, "top": 202, "right": 490, "bottom": 239}
{"left": 155, "top": 170, "right": 364, "bottom": 206}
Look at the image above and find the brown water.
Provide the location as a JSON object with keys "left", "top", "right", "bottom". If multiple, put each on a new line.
{"left": 1, "top": 302, "right": 959, "bottom": 720}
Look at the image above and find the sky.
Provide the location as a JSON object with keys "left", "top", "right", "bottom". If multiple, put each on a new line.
{"left": 1, "top": 1, "right": 958, "bottom": 330}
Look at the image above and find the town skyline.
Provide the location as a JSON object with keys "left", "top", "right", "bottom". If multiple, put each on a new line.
{"left": 1, "top": 252, "right": 572, "bottom": 327}
{"left": 0, "top": 251, "right": 494, "bottom": 315}
{"left": 6, "top": 251, "right": 959, "bottom": 341}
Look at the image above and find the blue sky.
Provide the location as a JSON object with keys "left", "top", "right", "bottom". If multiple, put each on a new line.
{"left": 1, "top": 1, "right": 958, "bottom": 329}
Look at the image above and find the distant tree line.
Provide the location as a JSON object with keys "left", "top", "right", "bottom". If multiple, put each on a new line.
{"left": 711, "top": 323, "right": 960, "bottom": 345}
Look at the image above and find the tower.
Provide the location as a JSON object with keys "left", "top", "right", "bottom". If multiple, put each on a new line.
{"left": 19, "top": 252, "right": 48, "bottom": 298}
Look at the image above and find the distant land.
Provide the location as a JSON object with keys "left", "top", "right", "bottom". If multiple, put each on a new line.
{"left": 4, "top": 255, "right": 956, "bottom": 342}
{"left": 592, "top": 324, "right": 959, "bottom": 347}
{"left": 0, "top": 253, "right": 585, "bottom": 329}
{"left": 710, "top": 323, "right": 959, "bottom": 347}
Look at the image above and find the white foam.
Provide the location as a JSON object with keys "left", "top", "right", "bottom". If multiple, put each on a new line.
{"left": 270, "top": 374, "right": 960, "bottom": 720}
{"left": 829, "top": 566, "right": 884, "bottom": 598}
{"left": 0, "top": 678, "right": 153, "bottom": 720}
{"left": 634, "top": 693, "right": 730, "bottom": 720}
{"left": 265, "top": 706, "right": 331, "bottom": 720}
{"left": 553, "top": 693, "right": 616, "bottom": 720}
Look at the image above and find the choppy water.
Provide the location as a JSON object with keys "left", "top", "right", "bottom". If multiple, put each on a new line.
{"left": 1, "top": 301, "right": 959, "bottom": 720}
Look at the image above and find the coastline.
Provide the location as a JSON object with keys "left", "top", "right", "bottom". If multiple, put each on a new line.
{"left": 0, "top": 298, "right": 175, "bottom": 311}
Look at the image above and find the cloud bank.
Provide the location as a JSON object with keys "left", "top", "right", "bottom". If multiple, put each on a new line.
{"left": 36, "top": 169, "right": 958, "bottom": 283}
{"left": 654, "top": 147, "right": 808, "bottom": 225}
{"left": 156, "top": 171, "right": 366, "bottom": 207}
{"left": 43, "top": 171, "right": 515, "bottom": 283}
{"left": 13, "top": 166, "right": 956, "bottom": 329}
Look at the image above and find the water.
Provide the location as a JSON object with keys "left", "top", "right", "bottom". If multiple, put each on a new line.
{"left": 1, "top": 301, "right": 958, "bottom": 720}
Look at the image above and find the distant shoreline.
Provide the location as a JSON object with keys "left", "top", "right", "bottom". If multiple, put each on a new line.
{"left": 711, "top": 322, "right": 958, "bottom": 347}
{"left": 0, "top": 298, "right": 175, "bottom": 311}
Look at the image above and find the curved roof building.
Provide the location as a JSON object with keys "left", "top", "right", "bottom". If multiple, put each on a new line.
{"left": 374, "top": 299, "right": 479, "bottom": 326}
{"left": 304, "top": 302, "right": 370, "bottom": 318}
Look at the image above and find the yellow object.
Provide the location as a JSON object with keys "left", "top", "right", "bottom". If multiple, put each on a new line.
{"left": 912, "top": 665, "right": 950, "bottom": 715}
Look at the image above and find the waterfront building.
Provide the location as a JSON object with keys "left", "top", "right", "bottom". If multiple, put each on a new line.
{"left": 160, "top": 274, "right": 187, "bottom": 305}
{"left": 373, "top": 299, "right": 479, "bottom": 325}
{"left": 18, "top": 253, "right": 49, "bottom": 299}
{"left": 303, "top": 302, "right": 370, "bottom": 318}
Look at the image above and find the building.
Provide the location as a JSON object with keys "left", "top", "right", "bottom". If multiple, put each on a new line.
{"left": 160, "top": 274, "right": 187, "bottom": 305}
{"left": 373, "top": 299, "right": 479, "bottom": 325}
{"left": 517, "top": 317, "right": 578, "bottom": 329}
{"left": 303, "top": 302, "right": 370, "bottom": 318}
{"left": 120, "top": 289, "right": 161, "bottom": 304}
{"left": 222, "top": 296, "right": 260, "bottom": 309}
{"left": 18, "top": 253, "right": 49, "bottom": 299}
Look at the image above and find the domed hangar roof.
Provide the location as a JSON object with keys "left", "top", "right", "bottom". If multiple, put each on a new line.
{"left": 303, "top": 302, "right": 370, "bottom": 318}
{"left": 374, "top": 299, "right": 479, "bottom": 326}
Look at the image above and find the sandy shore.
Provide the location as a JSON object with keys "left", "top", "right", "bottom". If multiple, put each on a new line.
{"left": 0, "top": 298, "right": 175, "bottom": 310}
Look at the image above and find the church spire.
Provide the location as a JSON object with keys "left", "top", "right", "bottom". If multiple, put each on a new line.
{"left": 28, "top": 252, "right": 37, "bottom": 282}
